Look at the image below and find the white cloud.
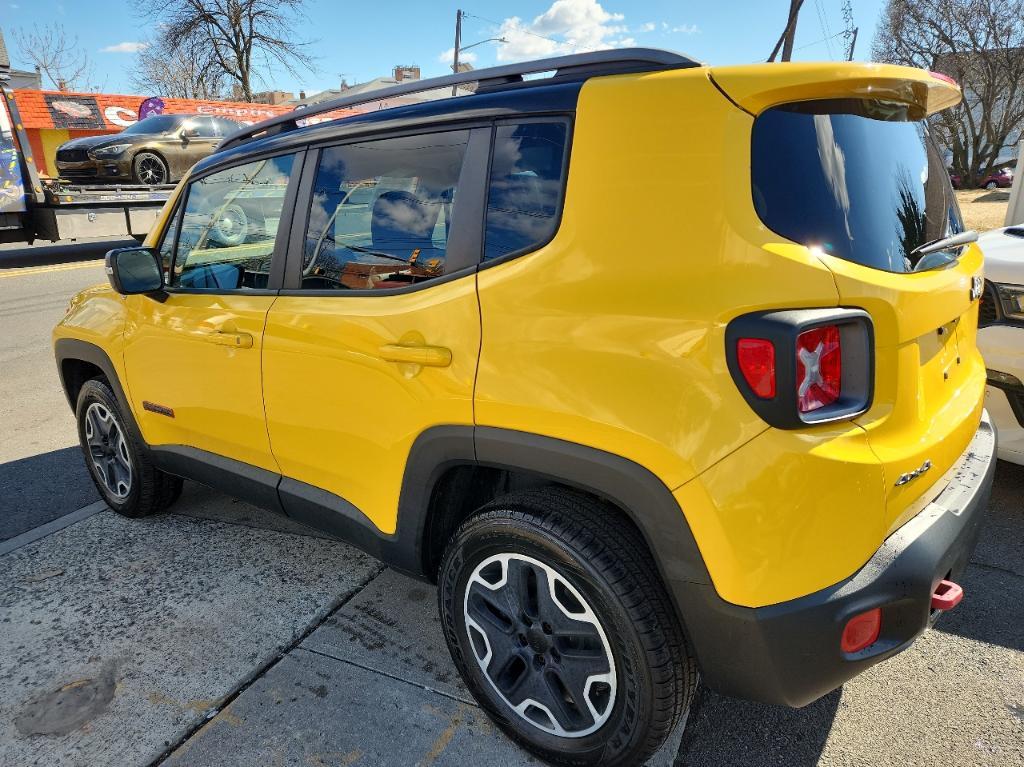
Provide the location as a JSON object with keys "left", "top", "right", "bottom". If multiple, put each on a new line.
{"left": 438, "top": 47, "right": 478, "bottom": 66}
{"left": 495, "top": 0, "right": 631, "bottom": 62}
{"left": 640, "top": 22, "right": 656, "bottom": 32}
{"left": 670, "top": 24, "right": 699, "bottom": 35}
{"left": 100, "top": 41, "right": 148, "bottom": 53}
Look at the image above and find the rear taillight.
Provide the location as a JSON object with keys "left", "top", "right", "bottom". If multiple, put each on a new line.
{"left": 796, "top": 325, "right": 841, "bottom": 412}
{"left": 726, "top": 308, "right": 873, "bottom": 429}
{"left": 736, "top": 338, "right": 775, "bottom": 399}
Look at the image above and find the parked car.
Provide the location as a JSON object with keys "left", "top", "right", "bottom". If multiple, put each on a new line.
{"left": 978, "top": 225, "right": 1024, "bottom": 464}
{"left": 949, "top": 169, "right": 962, "bottom": 189}
{"left": 979, "top": 167, "right": 1015, "bottom": 189}
{"left": 54, "top": 50, "right": 995, "bottom": 766}
{"left": 54, "top": 114, "right": 243, "bottom": 186}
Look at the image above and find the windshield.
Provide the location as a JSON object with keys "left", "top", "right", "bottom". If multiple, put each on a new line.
{"left": 122, "top": 115, "right": 184, "bottom": 135}
{"left": 751, "top": 99, "right": 963, "bottom": 273}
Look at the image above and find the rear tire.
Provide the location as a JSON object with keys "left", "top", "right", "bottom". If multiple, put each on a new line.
{"left": 985, "top": 181, "right": 998, "bottom": 190}
{"left": 76, "top": 378, "right": 182, "bottom": 518}
{"left": 438, "top": 487, "right": 696, "bottom": 767}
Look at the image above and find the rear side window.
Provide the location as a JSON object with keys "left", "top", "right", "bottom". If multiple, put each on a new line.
{"left": 752, "top": 99, "right": 963, "bottom": 273}
{"left": 484, "top": 121, "right": 569, "bottom": 261}
{"left": 300, "top": 129, "right": 470, "bottom": 290}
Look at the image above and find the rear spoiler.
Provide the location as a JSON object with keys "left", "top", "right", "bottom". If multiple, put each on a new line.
{"left": 709, "top": 62, "right": 962, "bottom": 117}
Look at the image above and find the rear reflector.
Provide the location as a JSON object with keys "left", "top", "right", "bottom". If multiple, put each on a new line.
{"left": 736, "top": 338, "right": 776, "bottom": 398}
{"left": 931, "top": 580, "right": 963, "bottom": 611}
{"left": 796, "top": 325, "right": 841, "bottom": 412}
{"left": 840, "top": 608, "right": 881, "bottom": 653}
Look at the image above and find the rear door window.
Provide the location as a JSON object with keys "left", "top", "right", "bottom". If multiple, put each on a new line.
{"left": 751, "top": 99, "right": 963, "bottom": 273}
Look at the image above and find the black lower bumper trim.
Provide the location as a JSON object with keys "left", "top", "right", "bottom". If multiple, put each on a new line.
{"left": 676, "top": 413, "right": 996, "bottom": 707}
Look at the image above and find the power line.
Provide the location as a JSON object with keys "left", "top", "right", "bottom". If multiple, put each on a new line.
{"left": 462, "top": 12, "right": 570, "bottom": 49}
{"left": 795, "top": 29, "right": 847, "bottom": 52}
{"left": 814, "top": 0, "right": 835, "bottom": 59}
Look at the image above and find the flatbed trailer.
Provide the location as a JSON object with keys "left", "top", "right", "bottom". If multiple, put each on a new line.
{"left": 0, "top": 35, "right": 173, "bottom": 245}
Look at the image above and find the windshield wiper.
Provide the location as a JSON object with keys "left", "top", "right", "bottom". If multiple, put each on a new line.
{"left": 909, "top": 229, "right": 978, "bottom": 258}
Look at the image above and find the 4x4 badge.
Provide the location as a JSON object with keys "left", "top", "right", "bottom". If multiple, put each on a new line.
{"left": 971, "top": 275, "right": 983, "bottom": 301}
{"left": 895, "top": 459, "right": 932, "bottom": 487}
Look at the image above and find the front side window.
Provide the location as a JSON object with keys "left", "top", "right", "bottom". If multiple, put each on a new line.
{"left": 483, "top": 121, "right": 569, "bottom": 261}
{"left": 170, "top": 154, "right": 295, "bottom": 290}
{"left": 301, "top": 129, "right": 470, "bottom": 290}
{"left": 752, "top": 99, "right": 963, "bottom": 273}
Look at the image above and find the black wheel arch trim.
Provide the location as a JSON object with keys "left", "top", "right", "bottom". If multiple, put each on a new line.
{"left": 54, "top": 338, "right": 145, "bottom": 444}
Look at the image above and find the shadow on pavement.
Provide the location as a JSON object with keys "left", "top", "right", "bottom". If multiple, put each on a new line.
{"left": 0, "top": 238, "right": 135, "bottom": 270}
{"left": 676, "top": 686, "right": 840, "bottom": 766}
{"left": 0, "top": 447, "right": 97, "bottom": 541}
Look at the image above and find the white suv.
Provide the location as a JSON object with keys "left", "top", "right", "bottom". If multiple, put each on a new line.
{"left": 979, "top": 225, "right": 1024, "bottom": 464}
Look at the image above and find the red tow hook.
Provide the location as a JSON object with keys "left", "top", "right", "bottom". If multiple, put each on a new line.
{"left": 931, "top": 579, "right": 963, "bottom": 611}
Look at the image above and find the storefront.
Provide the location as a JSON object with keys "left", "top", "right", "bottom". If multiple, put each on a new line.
{"left": 9, "top": 89, "right": 294, "bottom": 177}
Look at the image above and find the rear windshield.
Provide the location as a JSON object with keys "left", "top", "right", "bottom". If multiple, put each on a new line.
{"left": 751, "top": 99, "right": 963, "bottom": 273}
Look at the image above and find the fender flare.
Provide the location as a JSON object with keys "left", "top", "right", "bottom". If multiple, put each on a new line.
{"left": 397, "top": 426, "right": 712, "bottom": 587}
{"left": 54, "top": 338, "right": 144, "bottom": 443}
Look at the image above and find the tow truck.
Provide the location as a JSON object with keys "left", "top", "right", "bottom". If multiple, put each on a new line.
{"left": 0, "top": 29, "right": 172, "bottom": 245}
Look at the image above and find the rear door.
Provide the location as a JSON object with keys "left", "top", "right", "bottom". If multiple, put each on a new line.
{"left": 261, "top": 126, "right": 489, "bottom": 534}
{"left": 747, "top": 94, "right": 986, "bottom": 534}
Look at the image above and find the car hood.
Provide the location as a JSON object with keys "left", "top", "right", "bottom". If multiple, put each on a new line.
{"left": 978, "top": 227, "right": 1024, "bottom": 285}
{"left": 57, "top": 134, "right": 146, "bottom": 152}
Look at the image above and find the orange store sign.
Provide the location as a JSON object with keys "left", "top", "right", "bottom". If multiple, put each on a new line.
{"left": 13, "top": 89, "right": 293, "bottom": 132}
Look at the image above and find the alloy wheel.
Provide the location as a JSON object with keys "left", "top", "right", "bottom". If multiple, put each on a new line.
{"left": 463, "top": 553, "right": 616, "bottom": 738}
{"left": 137, "top": 155, "right": 167, "bottom": 185}
{"left": 84, "top": 402, "right": 132, "bottom": 499}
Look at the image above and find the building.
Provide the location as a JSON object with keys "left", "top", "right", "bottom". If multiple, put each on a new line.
{"left": 252, "top": 90, "right": 295, "bottom": 106}
{"left": 9, "top": 88, "right": 293, "bottom": 177}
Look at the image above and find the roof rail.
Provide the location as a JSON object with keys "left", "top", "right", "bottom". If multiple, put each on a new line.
{"left": 218, "top": 47, "right": 699, "bottom": 153}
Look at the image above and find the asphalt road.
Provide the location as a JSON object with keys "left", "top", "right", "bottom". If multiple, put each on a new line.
{"left": 0, "top": 238, "right": 1022, "bottom": 766}
{"left": 0, "top": 238, "right": 130, "bottom": 541}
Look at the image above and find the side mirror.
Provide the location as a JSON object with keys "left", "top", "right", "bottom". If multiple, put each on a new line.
{"left": 181, "top": 127, "right": 200, "bottom": 140}
{"left": 105, "top": 247, "right": 164, "bottom": 296}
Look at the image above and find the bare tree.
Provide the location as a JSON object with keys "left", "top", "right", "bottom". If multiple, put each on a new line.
{"left": 132, "top": 33, "right": 227, "bottom": 100}
{"left": 14, "top": 23, "right": 93, "bottom": 91}
{"left": 136, "top": 0, "right": 315, "bottom": 102}
{"left": 873, "top": 0, "right": 1024, "bottom": 187}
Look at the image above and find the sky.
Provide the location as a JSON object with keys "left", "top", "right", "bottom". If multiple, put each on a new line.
{"left": 2, "top": 0, "right": 890, "bottom": 98}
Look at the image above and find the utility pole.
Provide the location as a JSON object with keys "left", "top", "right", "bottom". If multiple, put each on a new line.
{"left": 452, "top": 9, "right": 463, "bottom": 96}
{"left": 768, "top": 0, "right": 805, "bottom": 62}
{"left": 847, "top": 27, "right": 859, "bottom": 60}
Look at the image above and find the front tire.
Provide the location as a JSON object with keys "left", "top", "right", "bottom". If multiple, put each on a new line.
{"left": 133, "top": 152, "right": 168, "bottom": 185}
{"left": 438, "top": 488, "right": 696, "bottom": 767}
{"left": 76, "top": 378, "right": 182, "bottom": 518}
{"left": 985, "top": 181, "right": 998, "bottom": 190}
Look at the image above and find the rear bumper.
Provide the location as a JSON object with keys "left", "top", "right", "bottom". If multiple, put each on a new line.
{"left": 677, "top": 412, "right": 996, "bottom": 707}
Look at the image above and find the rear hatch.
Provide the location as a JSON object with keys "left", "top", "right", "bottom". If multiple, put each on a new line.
{"left": 714, "top": 63, "right": 986, "bottom": 535}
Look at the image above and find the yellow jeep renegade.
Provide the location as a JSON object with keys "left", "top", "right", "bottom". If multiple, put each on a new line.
{"left": 53, "top": 49, "right": 996, "bottom": 766}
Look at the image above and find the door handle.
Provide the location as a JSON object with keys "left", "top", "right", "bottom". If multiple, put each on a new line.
{"left": 206, "top": 330, "right": 253, "bottom": 349}
{"left": 378, "top": 343, "right": 452, "bottom": 367}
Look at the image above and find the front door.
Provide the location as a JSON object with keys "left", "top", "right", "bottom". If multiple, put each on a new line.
{"left": 262, "top": 128, "right": 489, "bottom": 533}
{"left": 122, "top": 152, "right": 300, "bottom": 472}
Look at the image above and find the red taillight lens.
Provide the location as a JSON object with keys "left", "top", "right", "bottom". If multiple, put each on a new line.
{"left": 736, "top": 338, "right": 776, "bottom": 399}
{"left": 840, "top": 607, "right": 882, "bottom": 654}
{"left": 796, "top": 325, "right": 841, "bottom": 412}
